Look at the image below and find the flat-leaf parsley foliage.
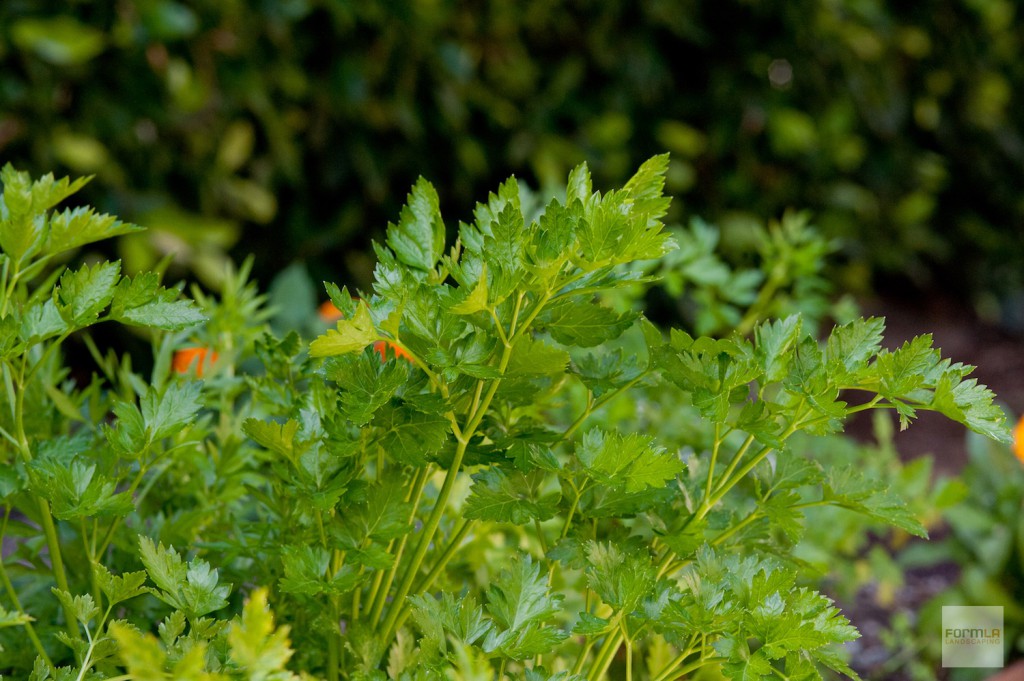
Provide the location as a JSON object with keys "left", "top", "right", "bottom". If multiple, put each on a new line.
{"left": 0, "top": 159, "right": 1010, "bottom": 680}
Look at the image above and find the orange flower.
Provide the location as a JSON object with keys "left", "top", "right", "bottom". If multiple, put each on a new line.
{"left": 318, "top": 300, "right": 344, "bottom": 323}
{"left": 172, "top": 347, "right": 219, "bottom": 377}
{"left": 373, "top": 340, "right": 412, "bottom": 362}
{"left": 1014, "top": 415, "right": 1024, "bottom": 464}
{"left": 319, "top": 300, "right": 412, "bottom": 363}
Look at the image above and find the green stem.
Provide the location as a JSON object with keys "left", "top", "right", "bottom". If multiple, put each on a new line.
{"left": 385, "top": 518, "right": 473, "bottom": 637}
{"left": 587, "top": 627, "right": 622, "bottom": 681}
{"left": 704, "top": 422, "right": 722, "bottom": 501}
{"left": 546, "top": 483, "right": 583, "bottom": 585}
{"left": 378, "top": 293, "right": 544, "bottom": 648}
{"left": 736, "top": 261, "right": 785, "bottom": 336}
{"left": 624, "top": 633, "right": 633, "bottom": 681}
{"left": 9, "top": 340, "right": 80, "bottom": 641}
{"left": 326, "top": 631, "right": 340, "bottom": 681}
{"left": 38, "top": 498, "right": 78, "bottom": 638}
{"left": 561, "top": 372, "right": 649, "bottom": 444}
{"left": 368, "top": 465, "right": 431, "bottom": 626}
{"left": 496, "top": 657, "right": 507, "bottom": 681}
{"left": 412, "top": 519, "right": 471, "bottom": 594}
{"left": 378, "top": 436, "right": 470, "bottom": 644}
{"left": 709, "top": 434, "right": 755, "bottom": 501}
{"left": 95, "top": 461, "right": 152, "bottom": 559}
{"left": 534, "top": 519, "right": 549, "bottom": 558}
{"left": 80, "top": 518, "right": 101, "bottom": 606}
{"left": 571, "top": 639, "right": 595, "bottom": 676}
{"left": 0, "top": 508, "right": 54, "bottom": 670}
{"left": 650, "top": 633, "right": 701, "bottom": 681}
{"left": 0, "top": 259, "right": 18, "bottom": 318}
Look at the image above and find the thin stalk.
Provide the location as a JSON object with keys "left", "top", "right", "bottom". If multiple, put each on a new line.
{"left": 587, "top": 628, "right": 621, "bottom": 681}
{"left": 571, "top": 639, "right": 596, "bottom": 676}
{"left": 368, "top": 465, "right": 431, "bottom": 625}
{"left": 38, "top": 498, "right": 77, "bottom": 638}
{"left": 736, "top": 261, "right": 785, "bottom": 336}
{"left": 0, "top": 259, "right": 18, "bottom": 318}
{"left": 384, "top": 518, "right": 473, "bottom": 639}
{"left": 11, "top": 345, "right": 79, "bottom": 640}
{"left": 80, "top": 518, "right": 101, "bottom": 605}
{"left": 411, "top": 519, "right": 471, "bottom": 594}
{"left": 708, "top": 434, "right": 755, "bottom": 501}
{"left": 650, "top": 634, "right": 700, "bottom": 681}
{"left": 379, "top": 292, "right": 543, "bottom": 646}
{"left": 95, "top": 461, "right": 152, "bottom": 559}
{"left": 704, "top": 422, "right": 722, "bottom": 501}
{"left": 496, "top": 658, "right": 507, "bottom": 681}
{"left": 0, "top": 508, "right": 54, "bottom": 670}
{"left": 625, "top": 636, "right": 633, "bottom": 681}
{"left": 560, "top": 372, "right": 649, "bottom": 445}
{"left": 676, "top": 656, "right": 724, "bottom": 677}
{"left": 545, "top": 484, "right": 583, "bottom": 585}
{"left": 326, "top": 633, "right": 340, "bottom": 681}
{"left": 534, "top": 519, "right": 549, "bottom": 557}
{"left": 377, "top": 434, "right": 470, "bottom": 643}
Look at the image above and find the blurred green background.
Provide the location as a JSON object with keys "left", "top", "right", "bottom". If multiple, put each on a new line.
{"left": 1, "top": 0, "right": 1022, "bottom": 314}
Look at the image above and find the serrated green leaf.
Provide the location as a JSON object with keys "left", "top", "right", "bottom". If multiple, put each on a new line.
{"left": 464, "top": 468, "right": 559, "bottom": 524}
{"left": 484, "top": 198, "right": 526, "bottom": 276}
{"left": 94, "top": 563, "right": 148, "bottom": 607}
{"left": 138, "top": 535, "right": 187, "bottom": 605}
{"left": 279, "top": 546, "right": 360, "bottom": 596}
{"left": 327, "top": 351, "right": 409, "bottom": 426}
{"left": 821, "top": 466, "right": 927, "bottom": 538}
{"left": 142, "top": 381, "right": 203, "bottom": 442}
{"left": 0, "top": 603, "right": 32, "bottom": 629}
{"left": 27, "top": 459, "right": 134, "bottom": 520}
{"left": 386, "top": 177, "right": 445, "bottom": 271}
{"left": 449, "top": 264, "right": 489, "bottom": 315}
{"left": 506, "top": 335, "right": 570, "bottom": 376}
{"left": 19, "top": 298, "right": 68, "bottom": 344}
{"left": 484, "top": 555, "right": 567, "bottom": 660}
{"left": 572, "top": 612, "right": 613, "bottom": 636}
{"left": 53, "top": 260, "right": 120, "bottom": 327}
{"left": 110, "top": 272, "right": 206, "bottom": 330}
{"left": 931, "top": 374, "right": 1010, "bottom": 443}
{"left": 110, "top": 622, "right": 172, "bottom": 679}
{"left": 486, "top": 555, "right": 562, "bottom": 633}
{"left": 243, "top": 418, "right": 300, "bottom": 458}
{"left": 371, "top": 402, "right": 450, "bottom": 465}
{"left": 566, "top": 163, "right": 592, "bottom": 205}
{"left": 875, "top": 335, "right": 939, "bottom": 400}
{"left": 44, "top": 205, "right": 142, "bottom": 256}
{"left": 346, "top": 478, "right": 414, "bottom": 542}
{"left": 228, "top": 588, "right": 298, "bottom": 678}
{"left": 576, "top": 428, "right": 683, "bottom": 493}
{"left": 310, "top": 302, "right": 377, "bottom": 357}
{"left": 2, "top": 165, "right": 89, "bottom": 261}
{"left": 138, "top": 536, "right": 230, "bottom": 618}
{"left": 584, "top": 542, "right": 656, "bottom": 613}
{"left": 539, "top": 299, "right": 636, "bottom": 347}
{"left": 51, "top": 589, "right": 99, "bottom": 627}
{"left": 755, "top": 315, "right": 801, "bottom": 383}
{"left": 825, "top": 317, "right": 885, "bottom": 384}
{"left": 180, "top": 560, "right": 231, "bottom": 619}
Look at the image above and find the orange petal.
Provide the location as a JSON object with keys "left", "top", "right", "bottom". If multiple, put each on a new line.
{"left": 1014, "top": 415, "right": 1024, "bottom": 464}
{"left": 173, "top": 347, "right": 218, "bottom": 378}
{"left": 373, "top": 340, "right": 412, "bottom": 363}
{"left": 318, "top": 300, "right": 344, "bottom": 323}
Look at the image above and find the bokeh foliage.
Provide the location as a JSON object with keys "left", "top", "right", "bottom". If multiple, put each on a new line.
{"left": 1, "top": 0, "right": 1022, "bottom": 302}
